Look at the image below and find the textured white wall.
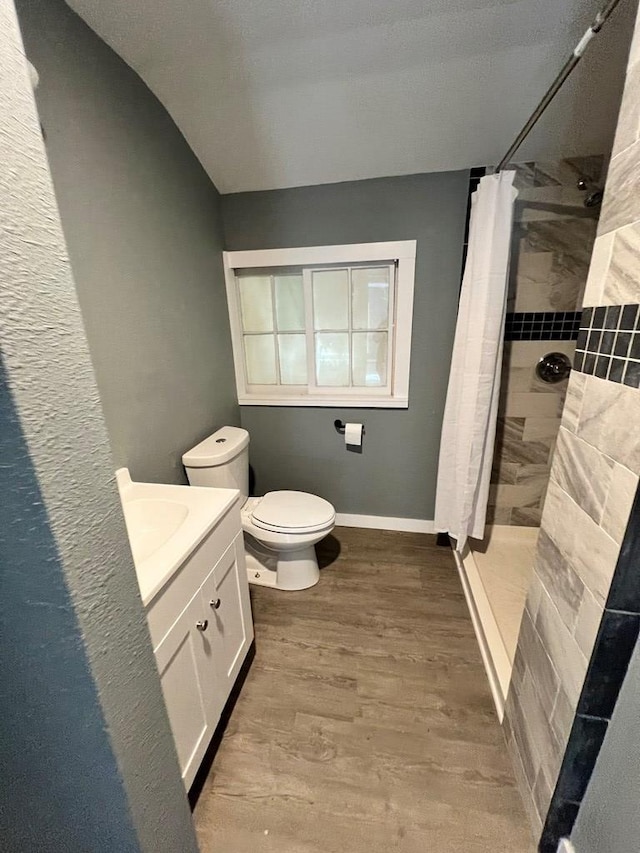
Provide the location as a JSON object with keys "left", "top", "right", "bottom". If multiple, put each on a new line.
{"left": 0, "top": 2, "right": 198, "bottom": 850}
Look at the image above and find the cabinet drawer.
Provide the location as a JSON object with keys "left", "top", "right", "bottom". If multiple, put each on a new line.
{"left": 146, "top": 505, "right": 241, "bottom": 650}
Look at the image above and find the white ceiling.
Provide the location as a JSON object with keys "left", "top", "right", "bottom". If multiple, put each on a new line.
{"left": 67, "top": 0, "right": 636, "bottom": 193}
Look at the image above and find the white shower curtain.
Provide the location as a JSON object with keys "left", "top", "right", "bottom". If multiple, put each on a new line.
{"left": 434, "top": 171, "right": 517, "bottom": 552}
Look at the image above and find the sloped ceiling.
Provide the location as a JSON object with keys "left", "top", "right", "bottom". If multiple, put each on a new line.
{"left": 67, "top": 0, "right": 636, "bottom": 192}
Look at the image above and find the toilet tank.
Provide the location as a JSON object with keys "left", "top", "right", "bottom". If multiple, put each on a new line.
{"left": 182, "top": 426, "right": 250, "bottom": 501}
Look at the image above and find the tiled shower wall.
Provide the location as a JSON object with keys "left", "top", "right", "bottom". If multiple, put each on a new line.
{"left": 504, "top": 15, "right": 640, "bottom": 844}
{"left": 488, "top": 159, "right": 602, "bottom": 527}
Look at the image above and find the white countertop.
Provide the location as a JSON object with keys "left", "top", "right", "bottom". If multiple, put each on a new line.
{"left": 116, "top": 468, "right": 240, "bottom": 606}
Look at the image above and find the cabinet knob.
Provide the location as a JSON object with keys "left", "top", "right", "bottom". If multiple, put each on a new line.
{"left": 196, "top": 620, "right": 209, "bottom": 632}
{"left": 209, "top": 598, "right": 221, "bottom": 610}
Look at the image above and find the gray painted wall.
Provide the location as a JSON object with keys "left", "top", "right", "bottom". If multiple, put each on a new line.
{"left": 0, "top": 3, "right": 198, "bottom": 849}
{"left": 17, "top": 0, "right": 238, "bottom": 485}
{"left": 221, "top": 173, "right": 469, "bottom": 518}
{"left": 571, "top": 637, "right": 640, "bottom": 853}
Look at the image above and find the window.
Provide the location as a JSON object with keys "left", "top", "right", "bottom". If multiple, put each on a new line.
{"left": 223, "top": 241, "right": 416, "bottom": 407}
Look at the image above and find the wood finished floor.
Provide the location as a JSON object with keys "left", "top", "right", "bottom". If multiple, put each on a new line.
{"left": 194, "top": 528, "right": 535, "bottom": 853}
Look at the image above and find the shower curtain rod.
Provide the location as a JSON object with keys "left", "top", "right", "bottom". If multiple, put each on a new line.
{"left": 496, "top": 0, "right": 626, "bottom": 172}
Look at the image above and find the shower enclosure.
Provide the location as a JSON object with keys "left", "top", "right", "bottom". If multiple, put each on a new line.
{"left": 457, "top": 156, "right": 603, "bottom": 716}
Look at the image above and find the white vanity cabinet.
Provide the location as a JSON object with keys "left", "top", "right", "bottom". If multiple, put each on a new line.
{"left": 199, "top": 539, "right": 253, "bottom": 695}
{"left": 153, "top": 593, "right": 215, "bottom": 782}
{"left": 145, "top": 504, "right": 253, "bottom": 790}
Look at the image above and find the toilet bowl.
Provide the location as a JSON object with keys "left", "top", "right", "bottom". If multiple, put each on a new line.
{"left": 241, "top": 493, "right": 335, "bottom": 589}
{"left": 182, "top": 427, "right": 335, "bottom": 591}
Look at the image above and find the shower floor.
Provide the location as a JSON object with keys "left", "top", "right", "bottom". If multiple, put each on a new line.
{"left": 471, "top": 526, "right": 538, "bottom": 664}
{"left": 452, "top": 525, "right": 538, "bottom": 718}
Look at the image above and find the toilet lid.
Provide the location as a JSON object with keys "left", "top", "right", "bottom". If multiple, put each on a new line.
{"left": 251, "top": 490, "right": 335, "bottom": 533}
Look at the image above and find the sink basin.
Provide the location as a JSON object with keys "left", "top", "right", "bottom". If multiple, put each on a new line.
{"left": 123, "top": 498, "right": 189, "bottom": 563}
{"left": 116, "top": 468, "right": 240, "bottom": 605}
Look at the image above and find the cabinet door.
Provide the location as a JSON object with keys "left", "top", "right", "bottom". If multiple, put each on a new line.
{"left": 201, "top": 535, "right": 254, "bottom": 700}
{"left": 154, "top": 593, "right": 215, "bottom": 787}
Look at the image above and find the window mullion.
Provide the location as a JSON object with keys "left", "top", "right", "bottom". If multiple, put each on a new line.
{"left": 386, "top": 262, "right": 397, "bottom": 393}
{"left": 303, "top": 268, "right": 316, "bottom": 391}
{"left": 236, "top": 280, "right": 251, "bottom": 390}
{"left": 270, "top": 275, "right": 281, "bottom": 385}
{"left": 348, "top": 266, "right": 354, "bottom": 388}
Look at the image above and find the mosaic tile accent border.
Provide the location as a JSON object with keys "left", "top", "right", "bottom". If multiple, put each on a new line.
{"left": 505, "top": 311, "right": 581, "bottom": 341}
{"left": 574, "top": 304, "right": 640, "bottom": 388}
{"left": 460, "top": 167, "right": 487, "bottom": 287}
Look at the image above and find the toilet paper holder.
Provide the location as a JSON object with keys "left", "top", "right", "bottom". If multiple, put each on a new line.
{"left": 334, "top": 419, "right": 365, "bottom": 436}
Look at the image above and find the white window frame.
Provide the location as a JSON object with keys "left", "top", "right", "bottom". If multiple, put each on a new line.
{"left": 223, "top": 240, "right": 416, "bottom": 408}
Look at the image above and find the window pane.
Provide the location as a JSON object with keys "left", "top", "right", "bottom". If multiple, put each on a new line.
{"left": 315, "top": 333, "right": 350, "bottom": 386}
{"left": 312, "top": 270, "right": 349, "bottom": 330}
{"left": 238, "top": 276, "right": 273, "bottom": 332}
{"left": 274, "top": 275, "right": 304, "bottom": 331}
{"left": 352, "top": 332, "right": 388, "bottom": 387}
{"left": 352, "top": 267, "right": 390, "bottom": 330}
{"left": 278, "top": 334, "right": 307, "bottom": 385}
{"left": 244, "top": 335, "right": 277, "bottom": 384}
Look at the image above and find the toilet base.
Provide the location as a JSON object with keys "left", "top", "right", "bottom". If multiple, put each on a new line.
{"left": 244, "top": 539, "right": 320, "bottom": 591}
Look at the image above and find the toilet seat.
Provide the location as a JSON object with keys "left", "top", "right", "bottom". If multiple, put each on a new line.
{"left": 250, "top": 490, "right": 335, "bottom": 535}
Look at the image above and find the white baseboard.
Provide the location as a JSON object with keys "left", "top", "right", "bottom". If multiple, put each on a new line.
{"left": 334, "top": 513, "right": 434, "bottom": 533}
{"left": 557, "top": 841, "right": 575, "bottom": 853}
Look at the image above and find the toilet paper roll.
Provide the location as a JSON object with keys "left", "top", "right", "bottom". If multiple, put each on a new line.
{"left": 344, "top": 422, "right": 363, "bottom": 447}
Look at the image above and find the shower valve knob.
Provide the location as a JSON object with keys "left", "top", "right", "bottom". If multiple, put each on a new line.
{"left": 536, "top": 352, "right": 572, "bottom": 384}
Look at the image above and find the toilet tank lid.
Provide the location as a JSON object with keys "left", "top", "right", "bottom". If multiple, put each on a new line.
{"left": 182, "top": 426, "right": 249, "bottom": 468}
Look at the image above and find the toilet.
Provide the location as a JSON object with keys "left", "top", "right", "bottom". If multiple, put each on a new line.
{"left": 182, "top": 426, "right": 335, "bottom": 590}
